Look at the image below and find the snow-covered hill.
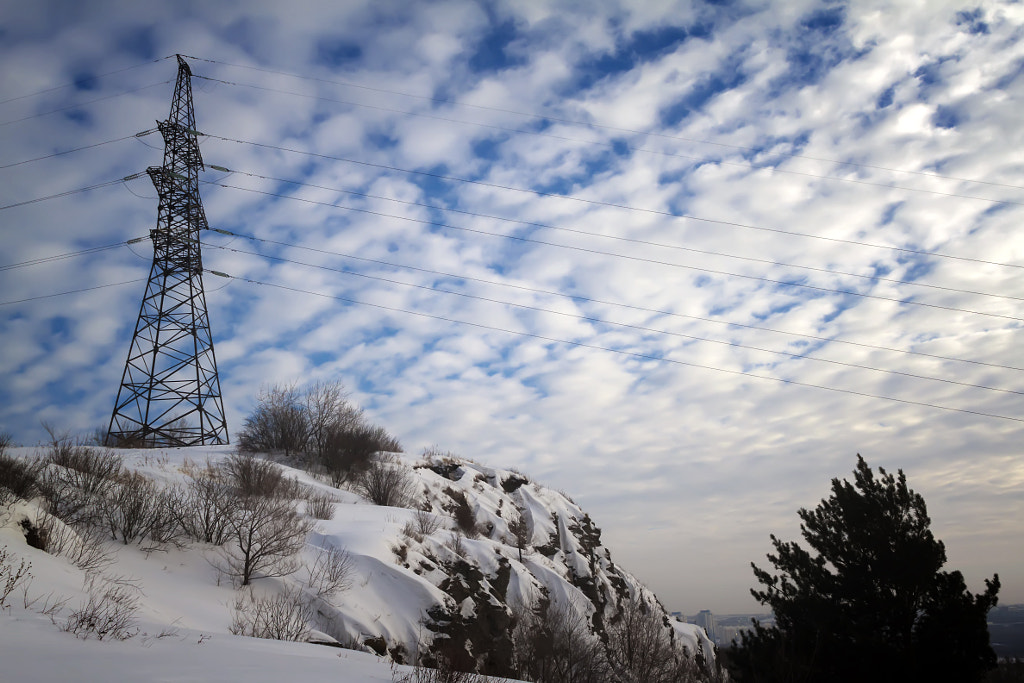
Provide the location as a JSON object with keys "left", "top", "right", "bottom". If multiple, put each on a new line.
{"left": 0, "top": 444, "right": 714, "bottom": 681}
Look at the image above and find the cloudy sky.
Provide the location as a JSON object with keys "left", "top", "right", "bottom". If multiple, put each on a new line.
{"left": 1, "top": 0, "right": 1022, "bottom": 614}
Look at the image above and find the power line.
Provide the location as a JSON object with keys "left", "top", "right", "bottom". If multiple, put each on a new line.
{"left": 0, "top": 130, "right": 156, "bottom": 170}
{"left": 200, "top": 133, "right": 1024, "bottom": 271}
{"left": 215, "top": 168, "right": 1023, "bottom": 304}
{"left": 0, "top": 237, "right": 145, "bottom": 272}
{"left": 0, "top": 278, "right": 144, "bottom": 306}
{"left": 182, "top": 54, "right": 1024, "bottom": 193}
{"left": 206, "top": 227, "right": 1024, "bottom": 373}
{"left": 202, "top": 241, "right": 1024, "bottom": 397}
{"left": 0, "top": 173, "right": 146, "bottom": 211}
{"left": 193, "top": 74, "right": 1021, "bottom": 208}
{"left": 0, "top": 80, "right": 172, "bottom": 127}
{"left": 206, "top": 270, "right": 1024, "bottom": 424}
{"left": 0, "top": 56, "right": 173, "bottom": 106}
{"left": 201, "top": 179, "right": 1024, "bottom": 323}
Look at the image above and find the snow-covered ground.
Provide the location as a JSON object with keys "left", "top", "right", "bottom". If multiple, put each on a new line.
{"left": 0, "top": 444, "right": 712, "bottom": 681}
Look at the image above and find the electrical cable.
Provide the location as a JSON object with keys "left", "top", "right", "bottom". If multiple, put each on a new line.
{"left": 0, "top": 80, "right": 172, "bottom": 127}
{"left": 193, "top": 74, "right": 1019, "bottom": 208}
{"left": 0, "top": 130, "right": 155, "bottom": 169}
{"left": 202, "top": 241, "right": 1024, "bottom": 397}
{"left": 0, "top": 173, "right": 146, "bottom": 211}
{"left": 0, "top": 56, "right": 173, "bottom": 106}
{"left": 204, "top": 226, "right": 1024, "bottom": 373}
{"left": 200, "top": 179, "right": 1024, "bottom": 323}
{"left": 213, "top": 168, "right": 1022, "bottom": 303}
{"left": 182, "top": 55, "right": 1024, "bottom": 192}
{"left": 0, "top": 237, "right": 145, "bottom": 272}
{"left": 200, "top": 133, "right": 1024, "bottom": 271}
{"left": 206, "top": 270, "right": 1024, "bottom": 424}
{"left": 0, "top": 278, "right": 144, "bottom": 306}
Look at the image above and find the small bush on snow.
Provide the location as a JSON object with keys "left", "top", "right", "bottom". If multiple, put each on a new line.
{"left": 304, "top": 491, "right": 336, "bottom": 520}
{"left": 62, "top": 575, "right": 140, "bottom": 641}
{"left": 0, "top": 450, "right": 40, "bottom": 505}
{"left": 166, "top": 465, "right": 236, "bottom": 545}
{"left": 306, "top": 546, "right": 354, "bottom": 600}
{"left": 229, "top": 585, "right": 312, "bottom": 641}
{"left": 1, "top": 546, "right": 33, "bottom": 609}
{"left": 223, "top": 453, "right": 300, "bottom": 499}
{"left": 359, "top": 454, "right": 417, "bottom": 508}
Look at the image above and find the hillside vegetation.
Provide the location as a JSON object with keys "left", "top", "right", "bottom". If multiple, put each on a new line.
{"left": 0, "top": 417, "right": 720, "bottom": 682}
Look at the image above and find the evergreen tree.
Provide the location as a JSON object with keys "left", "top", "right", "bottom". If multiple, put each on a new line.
{"left": 729, "top": 455, "right": 999, "bottom": 683}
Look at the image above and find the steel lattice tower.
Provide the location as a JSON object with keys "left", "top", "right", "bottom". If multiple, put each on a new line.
{"left": 108, "top": 55, "right": 227, "bottom": 447}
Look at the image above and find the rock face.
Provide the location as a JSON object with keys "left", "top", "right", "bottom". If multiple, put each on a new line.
{"left": 328, "top": 454, "right": 715, "bottom": 676}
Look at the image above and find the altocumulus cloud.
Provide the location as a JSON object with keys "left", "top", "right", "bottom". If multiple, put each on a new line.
{"left": 0, "top": 0, "right": 1022, "bottom": 613}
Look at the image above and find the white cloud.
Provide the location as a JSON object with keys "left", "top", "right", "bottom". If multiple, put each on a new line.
{"left": 1, "top": 0, "right": 1021, "bottom": 615}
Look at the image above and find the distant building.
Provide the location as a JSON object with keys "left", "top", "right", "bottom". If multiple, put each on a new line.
{"left": 694, "top": 610, "right": 719, "bottom": 645}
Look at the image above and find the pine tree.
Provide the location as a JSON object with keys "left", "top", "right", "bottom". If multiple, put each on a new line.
{"left": 729, "top": 455, "right": 1000, "bottom": 683}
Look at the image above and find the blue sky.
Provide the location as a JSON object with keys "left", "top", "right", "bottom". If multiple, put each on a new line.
{"left": 1, "top": 0, "right": 1022, "bottom": 614}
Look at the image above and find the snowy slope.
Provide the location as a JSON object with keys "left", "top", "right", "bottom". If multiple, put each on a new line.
{"left": 0, "top": 445, "right": 712, "bottom": 681}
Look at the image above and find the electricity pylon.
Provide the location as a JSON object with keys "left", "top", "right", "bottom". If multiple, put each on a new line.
{"left": 108, "top": 55, "right": 227, "bottom": 447}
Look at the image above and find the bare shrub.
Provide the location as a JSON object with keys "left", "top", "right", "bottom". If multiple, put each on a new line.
{"left": 98, "top": 471, "right": 178, "bottom": 546}
{"left": 391, "top": 659, "right": 491, "bottom": 683}
{"left": 403, "top": 510, "right": 442, "bottom": 542}
{"left": 237, "top": 383, "right": 309, "bottom": 457}
{"left": 166, "top": 465, "right": 236, "bottom": 545}
{"left": 445, "top": 530, "right": 467, "bottom": 559}
{"left": 229, "top": 586, "right": 312, "bottom": 641}
{"left": 1, "top": 546, "right": 33, "bottom": 609}
{"left": 63, "top": 576, "right": 140, "bottom": 641}
{"left": 0, "top": 451, "right": 40, "bottom": 505}
{"left": 320, "top": 422, "right": 402, "bottom": 488}
{"left": 44, "top": 440, "right": 123, "bottom": 498}
{"left": 0, "top": 431, "right": 11, "bottom": 453}
{"left": 223, "top": 453, "right": 299, "bottom": 499}
{"left": 33, "top": 512, "right": 113, "bottom": 573}
{"left": 306, "top": 546, "right": 354, "bottom": 600}
{"left": 217, "top": 495, "right": 313, "bottom": 586}
{"left": 512, "top": 599, "right": 610, "bottom": 683}
{"left": 36, "top": 465, "right": 100, "bottom": 529}
{"left": 304, "top": 491, "right": 336, "bottom": 520}
{"left": 359, "top": 454, "right": 416, "bottom": 508}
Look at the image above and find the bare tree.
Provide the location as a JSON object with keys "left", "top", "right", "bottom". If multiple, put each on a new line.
{"left": 304, "top": 380, "right": 362, "bottom": 458}
{"left": 217, "top": 495, "right": 313, "bottom": 586}
{"left": 605, "top": 597, "right": 703, "bottom": 683}
{"left": 507, "top": 508, "right": 531, "bottom": 563}
{"left": 512, "top": 599, "right": 610, "bottom": 683}
{"left": 237, "top": 383, "right": 309, "bottom": 457}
